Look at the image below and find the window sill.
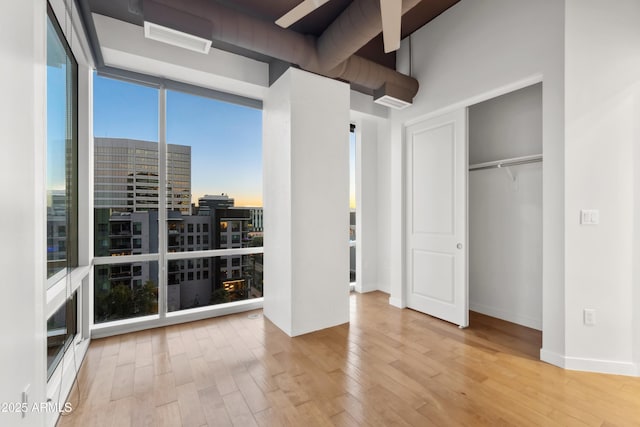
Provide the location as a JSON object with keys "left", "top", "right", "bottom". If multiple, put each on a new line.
{"left": 91, "top": 297, "right": 264, "bottom": 339}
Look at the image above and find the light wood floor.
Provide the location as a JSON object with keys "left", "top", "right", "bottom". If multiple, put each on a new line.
{"left": 58, "top": 291, "right": 640, "bottom": 426}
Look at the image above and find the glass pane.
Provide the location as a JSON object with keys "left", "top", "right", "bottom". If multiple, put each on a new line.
{"left": 93, "top": 75, "right": 159, "bottom": 257}
{"left": 46, "top": 10, "right": 77, "bottom": 281}
{"left": 47, "top": 293, "right": 77, "bottom": 379}
{"left": 165, "top": 90, "right": 263, "bottom": 251}
{"left": 168, "top": 255, "right": 263, "bottom": 312}
{"left": 94, "top": 261, "right": 159, "bottom": 323}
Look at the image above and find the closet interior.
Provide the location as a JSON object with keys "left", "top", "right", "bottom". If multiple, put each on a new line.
{"left": 468, "top": 83, "right": 543, "bottom": 331}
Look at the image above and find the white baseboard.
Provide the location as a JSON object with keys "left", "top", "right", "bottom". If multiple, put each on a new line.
{"left": 540, "top": 348, "right": 639, "bottom": 377}
{"left": 470, "top": 301, "right": 541, "bottom": 330}
{"left": 540, "top": 348, "right": 565, "bottom": 369}
{"left": 388, "top": 296, "right": 405, "bottom": 308}
{"left": 354, "top": 281, "right": 379, "bottom": 294}
{"left": 565, "top": 356, "right": 638, "bottom": 377}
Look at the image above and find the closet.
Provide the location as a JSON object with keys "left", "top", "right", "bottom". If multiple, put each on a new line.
{"left": 468, "top": 83, "right": 543, "bottom": 330}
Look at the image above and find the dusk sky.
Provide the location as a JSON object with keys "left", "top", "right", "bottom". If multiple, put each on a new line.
{"left": 46, "top": 18, "right": 70, "bottom": 194}
{"left": 93, "top": 74, "right": 356, "bottom": 209}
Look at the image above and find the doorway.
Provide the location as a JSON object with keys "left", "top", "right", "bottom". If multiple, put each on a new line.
{"left": 468, "top": 83, "right": 543, "bottom": 331}
{"left": 404, "top": 83, "right": 543, "bottom": 338}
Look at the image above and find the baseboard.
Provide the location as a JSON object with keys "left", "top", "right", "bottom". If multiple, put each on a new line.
{"left": 564, "top": 356, "right": 638, "bottom": 377}
{"left": 354, "top": 282, "right": 379, "bottom": 293}
{"left": 470, "top": 301, "right": 541, "bottom": 330}
{"left": 540, "top": 348, "right": 639, "bottom": 377}
{"left": 388, "top": 296, "right": 405, "bottom": 308}
{"left": 540, "top": 348, "right": 565, "bottom": 369}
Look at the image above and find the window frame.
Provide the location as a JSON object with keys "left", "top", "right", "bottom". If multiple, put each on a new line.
{"left": 46, "top": 1, "right": 78, "bottom": 288}
{"left": 44, "top": 2, "right": 93, "bottom": 426}
{"left": 91, "top": 78, "right": 265, "bottom": 337}
{"left": 45, "top": 0, "right": 82, "bottom": 375}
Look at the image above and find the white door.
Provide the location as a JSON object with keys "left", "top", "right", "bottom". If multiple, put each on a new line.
{"left": 405, "top": 109, "right": 468, "bottom": 327}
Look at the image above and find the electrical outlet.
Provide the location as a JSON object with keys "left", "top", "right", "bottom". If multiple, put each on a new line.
{"left": 584, "top": 309, "right": 596, "bottom": 326}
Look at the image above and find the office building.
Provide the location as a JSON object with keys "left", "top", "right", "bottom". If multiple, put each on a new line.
{"left": 94, "top": 137, "right": 191, "bottom": 214}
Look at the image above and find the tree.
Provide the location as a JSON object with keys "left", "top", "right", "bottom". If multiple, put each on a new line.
{"left": 248, "top": 236, "right": 263, "bottom": 247}
{"left": 94, "top": 279, "right": 157, "bottom": 322}
{"left": 211, "top": 287, "right": 231, "bottom": 305}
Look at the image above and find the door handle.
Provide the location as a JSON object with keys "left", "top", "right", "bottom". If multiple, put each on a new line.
{"left": 456, "top": 243, "right": 463, "bottom": 250}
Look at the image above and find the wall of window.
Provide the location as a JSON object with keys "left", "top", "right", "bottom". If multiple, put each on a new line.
{"left": 46, "top": 3, "right": 78, "bottom": 284}
{"left": 46, "top": 1, "right": 79, "bottom": 379}
{"left": 44, "top": 2, "right": 93, "bottom": 426}
{"left": 93, "top": 76, "right": 264, "bottom": 328}
{"left": 92, "top": 77, "right": 160, "bottom": 323}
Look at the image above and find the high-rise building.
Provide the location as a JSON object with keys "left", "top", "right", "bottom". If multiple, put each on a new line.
{"left": 197, "top": 194, "right": 235, "bottom": 212}
{"left": 94, "top": 137, "right": 191, "bottom": 214}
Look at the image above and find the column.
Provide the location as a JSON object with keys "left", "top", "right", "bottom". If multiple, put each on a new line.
{"left": 263, "top": 67, "right": 350, "bottom": 336}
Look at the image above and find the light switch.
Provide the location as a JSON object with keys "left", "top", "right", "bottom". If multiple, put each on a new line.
{"left": 580, "top": 209, "right": 599, "bottom": 225}
{"left": 584, "top": 308, "right": 596, "bottom": 326}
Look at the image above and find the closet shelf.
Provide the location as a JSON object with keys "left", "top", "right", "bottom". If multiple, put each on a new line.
{"left": 469, "top": 154, "right": 542, "bottom": 171}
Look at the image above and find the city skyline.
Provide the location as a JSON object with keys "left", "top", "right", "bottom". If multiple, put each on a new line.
{"left": 94, "top": 74, "right": 356, "bottom": 208}
{"left": 94, "top": 75, "right": 263, "bottom": 207}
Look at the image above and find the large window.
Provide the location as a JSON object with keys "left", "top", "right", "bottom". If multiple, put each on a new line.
{"left": 93, "top": 77, "right": 159, "bottom": 322}
{"left": 46, "top": 3, "right": 79, "bottom": 378}
{"left": 93, "top": 76, "right": 263, "bottom": 324}
{"left": 46, "top": 4, "right": 77, "bottom": 284}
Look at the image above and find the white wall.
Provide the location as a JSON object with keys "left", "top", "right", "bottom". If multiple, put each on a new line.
{"left": 469, "top": 84, "right": 542, "bottom": 164}
{"left": 469, "top": 84, "right": 543, "bottom": 330}
{"left": 0, "top": 1, "right": 47, "bottom": 425}
{"left": 349, "top": 108, "right": 393, "bottom": 295}
{"left": 92, "top": 14, "right": 269, "bottom": 100}
{"left": 635, "top": 108, "right": 640, "bottom": 370}
{"left": 385, "top": 0, "right": 566, "bottom": 360}
{"left": 375, "top": 121, "right": 392, "bottom": 294}
{"left": 262, "top": 71, "right": 293, "bottom": 334}
{"left": 263, "top": 68, "right": 350, "bottom": 336}
{"left": 564, "top": 0, "right": 640, "bottom": 375}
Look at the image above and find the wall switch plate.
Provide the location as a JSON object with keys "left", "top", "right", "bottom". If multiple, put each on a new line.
{"left": 580, "top": 209, "right": 600, "bottom": 225}
{"left": 584, "top": 308, "right": 596, "bottom": 326}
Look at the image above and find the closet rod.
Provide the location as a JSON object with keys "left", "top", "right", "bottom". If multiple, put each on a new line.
{"left": 469, "top": 154, "right": 542, "bottom": 171}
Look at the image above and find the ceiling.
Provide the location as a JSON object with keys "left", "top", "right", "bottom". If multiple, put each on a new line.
{"left": 85, "top": 0, "right": 459, "bottom": 72}
{"left": 81, "top": 0, "right": 461, "bottom": 104}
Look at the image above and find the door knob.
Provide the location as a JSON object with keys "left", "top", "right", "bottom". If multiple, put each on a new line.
{"left": 457, "top": 243, "right": 463, "bottom": 249}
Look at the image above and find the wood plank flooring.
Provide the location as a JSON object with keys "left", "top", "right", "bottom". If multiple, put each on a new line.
{"left": 57, "top": 291, "right": 640, "bottom": 426}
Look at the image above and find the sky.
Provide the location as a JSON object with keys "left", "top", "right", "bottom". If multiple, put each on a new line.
{"left": 46, "top": 19, "right": 69, "bottom": 193}
{"left": 94, "top": 74, "right": 356, "bottom": 209}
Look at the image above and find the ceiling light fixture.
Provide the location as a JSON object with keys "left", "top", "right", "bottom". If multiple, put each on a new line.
{"left": 143, "top": 21, "right": 212, "bottom": 54}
